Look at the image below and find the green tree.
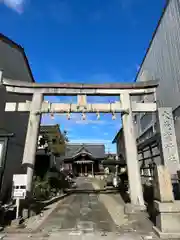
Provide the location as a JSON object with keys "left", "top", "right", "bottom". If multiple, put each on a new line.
{"left": 38, "top": 127, "right": 69, "bottom": 155}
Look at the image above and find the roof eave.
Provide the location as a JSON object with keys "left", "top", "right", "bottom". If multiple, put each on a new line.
{"left": 64, "top": 155, "right": 104, "bottom": 161}
{"left": 112, "top": 127, "right": 123, "bottom": 144}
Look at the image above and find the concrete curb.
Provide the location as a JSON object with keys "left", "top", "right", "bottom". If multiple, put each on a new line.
{"left": 5, "top": 193, "right": 69, "bottom": 233}
{"left": 41, "top": 192, "right": 70, "bottom": 207}
{"left": 25, "top": 193, "right": 69, "bottom": 232}
{"left": 92, "top": 180, "right": 128, "bottom": 227}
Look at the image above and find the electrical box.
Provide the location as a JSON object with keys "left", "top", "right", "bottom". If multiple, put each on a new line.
{"left": 12, "top": 174, "right": 27, "bottom": 199}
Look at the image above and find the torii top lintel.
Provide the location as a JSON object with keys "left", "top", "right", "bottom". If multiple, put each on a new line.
{"left": 1, "top": 75, "right": 158, "bottom": 96}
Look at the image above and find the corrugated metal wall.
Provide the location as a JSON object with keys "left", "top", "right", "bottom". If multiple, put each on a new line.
{"left": 136, "top": 0, "right": 180, "bottom": 139}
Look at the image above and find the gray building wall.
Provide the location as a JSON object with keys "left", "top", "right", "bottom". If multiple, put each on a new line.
{"left": 135, "top": 0, "right": 180, "bottom": 160}
{"left": 136, "top": 0, "right": 180, "bottom": 139}
{"left": 114, "top": 0, "right": 180, "bottom": 182}
{"left": 115, "top": 129, "right": 126, "bottom": 162}
{"left": 0, "top": 37, "right": 33, "bottom": 202}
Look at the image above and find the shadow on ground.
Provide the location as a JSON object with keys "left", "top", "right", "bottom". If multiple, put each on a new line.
{"left": 65, "top": 189, "right": 122, "bottom": 194}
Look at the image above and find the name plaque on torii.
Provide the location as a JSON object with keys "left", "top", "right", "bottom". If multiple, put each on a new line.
{"left": 77, "top": 95, "right": 87, "bottom": 106}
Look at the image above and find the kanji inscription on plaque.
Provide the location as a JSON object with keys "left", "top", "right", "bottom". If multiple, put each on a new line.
{"left": 158, "top": 108, "right": 180, "bottom": 175}
{"left": 77, "top": 95, "right": 87, "bottom": 106}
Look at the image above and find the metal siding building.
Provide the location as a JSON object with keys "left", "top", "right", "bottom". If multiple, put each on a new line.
{"left": 135, "top": 0, "right": 180, "bottom": 181}
{"left": 113, "top": 0, "right": 180, "bottom": 182}
{"left": 136, "top": 0, "right": 180, "bottom": 138}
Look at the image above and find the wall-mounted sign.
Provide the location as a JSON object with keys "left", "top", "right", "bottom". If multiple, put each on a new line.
{"left": 12, "top": 174, "right": 27, "bottom": 199}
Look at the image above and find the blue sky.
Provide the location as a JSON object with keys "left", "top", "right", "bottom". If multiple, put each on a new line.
{"left": 0, "top": 0, "right": 165, "bottom": 152}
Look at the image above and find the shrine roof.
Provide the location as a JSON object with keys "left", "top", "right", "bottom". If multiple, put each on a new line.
{"left": 64, "top": 143, "right": 105, "bottom": 160}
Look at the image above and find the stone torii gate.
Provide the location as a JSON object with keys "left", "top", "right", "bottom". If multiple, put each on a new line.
{"left": 0, "top": 71, "right": 158, "bottom": 208}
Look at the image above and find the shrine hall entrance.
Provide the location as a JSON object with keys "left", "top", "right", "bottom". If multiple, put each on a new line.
{"left": 63, "top": 144, "right": 101, "bottom": 176}
{"left": 74, "top": 161, "right": 94, "bottom": 176}
{"left": 73, "top": 160, "right": 100, "bottom": 176}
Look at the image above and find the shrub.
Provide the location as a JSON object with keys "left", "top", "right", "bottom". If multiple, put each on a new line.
{"left": 32, "top": 176, "right": 51, "bottom": 201}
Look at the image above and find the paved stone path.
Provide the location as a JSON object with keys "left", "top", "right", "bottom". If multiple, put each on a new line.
{"left": 0, "top": 177, "right": 160, "bottom": 239}
{"left": 38, "top": 178, "right": 118, "bottom": 234}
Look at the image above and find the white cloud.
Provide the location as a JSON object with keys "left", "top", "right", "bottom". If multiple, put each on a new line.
{"left": 1, "top": 0, "right": 27, "bottom": 13}
{"left": 70, "top": 139, "right": 112, "bottom": 144}
{"left": 75, "top": 119, "right": 107, "bottom": 125}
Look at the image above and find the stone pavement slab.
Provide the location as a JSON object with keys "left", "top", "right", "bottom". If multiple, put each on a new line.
{"left": 91, "top": 178, "right": 128, "bottom": 226}
{"left": 0, "top": 231, "right": 160, "bottom": 240}
{"left": 1, "top": 177, "right": 163, "bottom": 239}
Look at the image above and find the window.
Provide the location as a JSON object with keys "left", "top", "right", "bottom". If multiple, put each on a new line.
{"left": 0, "top": 137, "right": 9, "bottom": 169}
{"left": 0, "top": 137, "right": 10, "bottom": 190}
{"left": 140, "top": 113, "right": 153, "bottom": 132}
{"left": 52, "top": 138, "right": 57, "bottom": 144}
{"left": 0, "top": 141, "right": 5, "bottom": 168}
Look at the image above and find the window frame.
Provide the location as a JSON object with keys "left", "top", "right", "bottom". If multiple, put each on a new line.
{"left": 0, "top": 137, "right": 8, "bottom": 169}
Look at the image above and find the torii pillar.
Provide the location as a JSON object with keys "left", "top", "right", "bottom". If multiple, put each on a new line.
{"left": 121, "top": 92, "right": 145, "bottom": 210}
{"left": 22, "top": 93, "right": 43, "bottom": 194}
